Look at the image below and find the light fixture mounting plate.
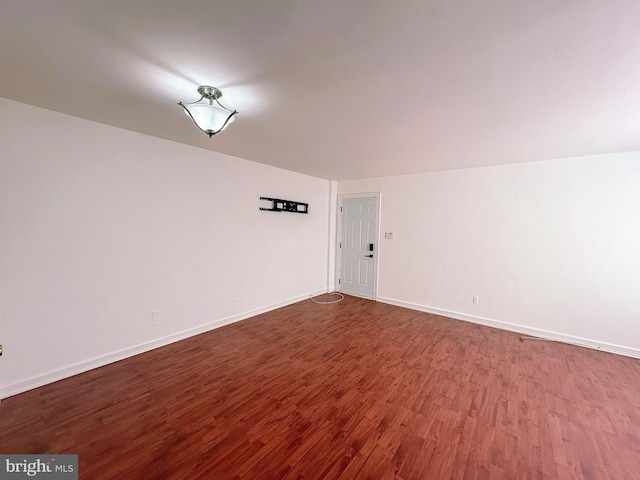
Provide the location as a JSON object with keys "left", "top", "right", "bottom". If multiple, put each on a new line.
{"left": 197, "top": 86, "right": 222, "bottom": 100}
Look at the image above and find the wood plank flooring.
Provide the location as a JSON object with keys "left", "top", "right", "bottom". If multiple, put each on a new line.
{"left": 1, "top": 295, "right": 639, "bottom": 479}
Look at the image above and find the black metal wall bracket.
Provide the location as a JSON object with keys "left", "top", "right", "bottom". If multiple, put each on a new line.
{"left": 260, "top": 197, "right": 309, "bottom": 214}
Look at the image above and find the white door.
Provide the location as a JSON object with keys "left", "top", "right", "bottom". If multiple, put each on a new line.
{"left": 339, "top": 196, "right": 378, "bottom": 299}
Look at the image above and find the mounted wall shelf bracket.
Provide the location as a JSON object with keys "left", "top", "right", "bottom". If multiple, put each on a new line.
{"left": 260, "top": 197, "right": 308, "bottom": 214}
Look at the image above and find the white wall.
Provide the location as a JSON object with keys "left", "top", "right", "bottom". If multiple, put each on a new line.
{"left": 338, "top": 153, "right": 640, "bottom": 357}
{"left": 0, "top": 98, "right": 330, "bottom": 398}
{"left": 326, "top": 180, "right": 339, "bottom": 291}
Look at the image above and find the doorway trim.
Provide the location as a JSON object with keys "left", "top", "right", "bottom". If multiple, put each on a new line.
{"left": 336, "top": 192, "right": 381, "bottom": 301}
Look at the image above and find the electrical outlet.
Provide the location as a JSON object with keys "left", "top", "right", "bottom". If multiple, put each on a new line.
{"left": 231, "top": 293, "right": 239, "bottom": 303}
{"left": 472, "top": 296, "right": 480, "bottom": 305}
{"left": 151, "top": 310, "right": 161, "bottom": 322}
{"left": 384, "top": 232, "right": 394, "bottom": 239}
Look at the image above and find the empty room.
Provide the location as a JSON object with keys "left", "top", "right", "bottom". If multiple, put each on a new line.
{"left": 1, "top": 1, "right": 639, "bottom": 479}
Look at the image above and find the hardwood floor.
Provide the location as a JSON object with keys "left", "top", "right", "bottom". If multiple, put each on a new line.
{"left": 1, "top": 295, "right": 639, "bottom": 479}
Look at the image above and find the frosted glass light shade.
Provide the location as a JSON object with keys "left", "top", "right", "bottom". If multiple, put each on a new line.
{"left": 182, "top": 102, "right": 236, "bottom": 135}
{"left": 178, "top": 86, "right": 237, "bottom": 137}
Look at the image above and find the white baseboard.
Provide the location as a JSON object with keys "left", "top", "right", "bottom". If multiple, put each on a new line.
{"left": 0, "top": 290, "right": 326, "bottom": 400}
{"left": 377, "top": 296, "right": 640, "bottom": 360}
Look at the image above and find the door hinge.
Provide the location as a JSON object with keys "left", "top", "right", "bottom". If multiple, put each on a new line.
{"left": 340, "top": 206, "right": 343, "bottom": 212}
{"left": 338, "top": 278, "right": 341, "bottom": 284}
{"left": 339, "top": 242, "right": 342, "bottom": 248}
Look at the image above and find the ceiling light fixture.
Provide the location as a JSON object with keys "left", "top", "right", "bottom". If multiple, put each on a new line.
{"left": 178, "top": 86, "right": 238, "bottom": 137}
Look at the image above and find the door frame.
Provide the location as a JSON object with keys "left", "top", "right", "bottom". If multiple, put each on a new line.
{"left": 336, "top": 192, "right": 381, "bottom": 300}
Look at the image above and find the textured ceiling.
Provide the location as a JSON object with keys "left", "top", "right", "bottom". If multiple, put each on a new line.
{"left": 2, "top": 0, "right": 640, "bottom": 180}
